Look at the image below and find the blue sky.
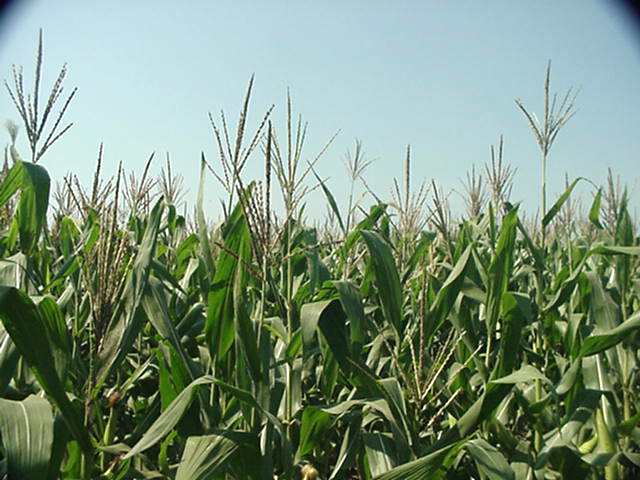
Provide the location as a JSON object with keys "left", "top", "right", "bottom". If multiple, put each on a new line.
{"left": 0, "top": 1, "right": 639, "bottom": 222}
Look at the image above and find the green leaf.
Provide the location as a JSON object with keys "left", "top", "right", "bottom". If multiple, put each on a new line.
{"left": 0, "top": 161, "right": 51, "bottom": 253}
{"left": 343, "top": 204, "right": 387, "bottom": 253}
{"left": 617, "top": 410, "right": 640, "bottom": 437}
{"left": 329, "top": 412, "right": 362, "bottom": 479}
{"left": 486, "top": 207, "right": 518, "bottom": 335}
{"left": 401, "top": 231, "right": 436, "bottom": 285}
{"left": 361, "top": 230, "right": 403, "bottom": 337}
{"left": 0, "top": 287, "right": 92, "bottom": 452}
{"left": 205, "top": 191, "right": 252, "bottom": 362}
{"left": 465, "top": 438, "right": 515, "bottom": 480}
{"left": 542, "top": 177, "right": 584, "bottom": 227}
{"left": 301, "top": 299, "right": 351, "bottom": 373}
{"left": 124, "top": 376, "right": 214, "bottom": 458}
{"left": 212, "top": 379, "right": 285, "bottom": 437}
{"left": 364, "top": 432, "right": 396, "bottom": 477}
{"left": 491, "top": 292, "right": 528, "bottom": 379}
{"left": 579, "top": 310, "right": 640, "bottom": 357}
{"left": 0, "top": 321, "right": 18, "bottom": 394}
{"left": 0, "top": 253, "right": 27, "bottom": 288}
{"left": 312, "top": 169, "right": 345, "bottom": 234}
{"left": 373, "top": 439, "right": 466, "bottom": 480}
{"left": 197, "top": 154, "right": 215, "bottom": 285}
{"left": 491, "top": 364, "right": 550, "bottom": 385}
{"left": 538, "top": 389, "right": 603, "bottom": 462}
{"left": 0, "top": 158, "right": 24, "bottom": 206}
{"left": 333, "top": 280, "right": 365, "bottom": 359}
{"left": 234, "top": 266, "right": 261, "bottom": 382}
{"left": 142, "top": 276, "right": 198, "bottom": 383}
{"left": 0, "top": 395, "right": 54, "bottom": 480}
{"left": 426, "top": 245, "right": 472, "bottom": 341}
{"left": 47, "top": 413, "right": 71, "bottom": 480}
{"left": 37, "top": 297, "right": 71, "bottom": 384}
{"left": 175, "top": 431, "right": 252, "bottom": 480}
{"left": 297, "top": 407, "right": 332, "bottom": 461}
{"left": 589, "top": 189, "right": 603, "bottom": 229}
{"left": 377, "top": 378, "right": 411, "bottom": 462}
{"left": 301, "top": 300, "right": 332, "bottom": 347}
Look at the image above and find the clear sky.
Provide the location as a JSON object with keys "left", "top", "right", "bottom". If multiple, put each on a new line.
{"left": 0, "top": 1, "right": 639, "bottom": 222}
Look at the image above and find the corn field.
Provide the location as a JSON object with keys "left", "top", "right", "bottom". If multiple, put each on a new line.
{"left": 0, "top": 39, "right": 639, "bottom": 480}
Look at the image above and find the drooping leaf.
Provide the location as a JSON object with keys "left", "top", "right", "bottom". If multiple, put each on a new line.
{"left": 342, "top": 204, "right": 387, "bottom": 255}
{"left": 301, "top": 299, "right": 351, "bottom": 374}
{"left": 537, "top": 390, "right": 603, "bottom": 466}
{"left": 37, "top": 297, "right": 71, "bottom": 384}
{"left": 234, "top": 264, "right": 261, "bottom": 382}
{"left": 579, "top": 310, "right": 640, "bottom": 357}
{"left": 329, "top": 411, "right": 362, "bottom": 480}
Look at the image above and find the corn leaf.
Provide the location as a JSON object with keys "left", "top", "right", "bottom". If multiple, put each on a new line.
{"left": 206, "top": 192, "right": 251, "bottom": 362}
{"left": 542, "top": 177, "right": 584, "bottom": 227}
{"left": 361, "top": 230, "right": 403, "bottom": 337}
{"left": 301, "top": 299, "right": 351, "bottom": 374}
{"left": 125, "top": 376, "right": 214, "bottom": 458}
{"left": 142, "top": 275, "right": 199, "bottom": 382}
{"left": 0, "top": 161, "right": 51, "bottom": 253}
{"left": 175, "top": 431, "right": 252, "bottom": 480}
{"left": 329, "top": 412, "right": 362, "bottom": 480}
{"left": 491, "top": 364, "right": 550, "bottom": 385}
{"left": 312, "top": 169, "right": 345, "bottom": 234}
{"left": 589, "top": 188, "right": 603, "bottom": 229}
{"left": 0, "top": 287, "right": 92, "bottom": 452}
{"left": 373, "top": 440, "right": 466, "bottom": 480}
{"left": 579, "top": 310, "right": 640, "bottom": 357}
{"left": 197, "top": 154, "right": 215, "bottom": 286}
{"left": 333, "top": 280, "right": 365, "bottom": 359}
{"left": 0, "top": 395, "right": 54, "bottom": 480}
{"left": 486, "top": 207, "right": 518, "bottom": 334}
{"left": 0, "top": 321, "right": 18, "bottom": 394}
{"left": 364, "top": 432, "right": 396, "bottom": 477}
{"left": 37, "top": 297, "right": 71, "bottom": 385}
{"left": 297, "top": 406, "right": 332, "bottom": 461}
{"left": 426, "top": 245, "right": 473, "bottom": 341}
{"left": 465, "top": 438, "right": 515, "bottom": 480}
